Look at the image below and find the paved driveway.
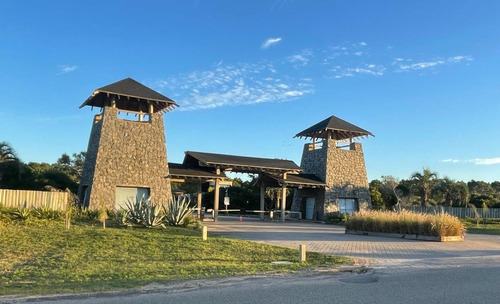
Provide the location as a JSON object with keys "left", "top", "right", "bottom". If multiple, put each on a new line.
{"left": 205, "top": 217, "right": 500, "bottom": 270}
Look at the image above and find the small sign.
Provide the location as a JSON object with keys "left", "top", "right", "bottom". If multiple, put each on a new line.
{"left": 224, "top": 197, "right": 230, "bottom": 206}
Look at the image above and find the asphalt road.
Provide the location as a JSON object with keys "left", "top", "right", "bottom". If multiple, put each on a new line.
{"left": 4, "top": 265, "right": 500, "bottom": 304}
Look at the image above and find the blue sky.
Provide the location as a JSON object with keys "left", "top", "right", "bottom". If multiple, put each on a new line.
{"left": 1, "top": 1, "right": 499, "bottom": 182}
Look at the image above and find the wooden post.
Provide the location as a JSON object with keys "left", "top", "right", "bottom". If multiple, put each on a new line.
{"left": 202, "top": 226, "right": 208, "bottom": 241}
{"left": 281, "top": 184, "right": 286, "bottom": 223}
{"left": 197, "top": 182, "right": 202, "bottom": 220}
{"left": 214, "top": 178, "right": 220, "bottom": 222}
{"left": 260, "top": 183, "right": 265, "bottom": 221}
{"left": 299, "top": 244, "right": 306, "bottom": 263}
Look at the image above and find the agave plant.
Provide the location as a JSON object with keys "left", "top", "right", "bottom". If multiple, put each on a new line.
{"left": 165, "top": 196, "right": 194, "bottom": 226}
{"left": 124, "top": 196, "right": 165, "bottom": 228}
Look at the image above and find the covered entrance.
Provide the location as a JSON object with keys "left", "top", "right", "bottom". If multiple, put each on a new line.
{"left": 168, "top": 151, "right": 325, "bottom": 222}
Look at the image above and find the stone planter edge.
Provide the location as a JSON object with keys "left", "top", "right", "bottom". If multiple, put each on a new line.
{"left": 345, "top": 229, "right": 464, "bottom": 242}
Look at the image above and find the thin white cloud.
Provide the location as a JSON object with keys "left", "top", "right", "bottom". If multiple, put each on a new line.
{"left": 359, "top": 41, "right": 368, "bottom": 46}
{"left": 394, "top": 55, "right": 473, "bottom": 72}
{"left": 331, "top": 64, "right": 386, "bottom": 79}
{"left": 156, "top": 63, "right": 313, "bottom": 111}
{"left": 399, "top": 60, "right": 445, "bottom": 70}
{"left": 471, "top": 158, "right": 500, "bottom": 165}
{"left": 441, "top": 157, "right": 500, "bottom": 165}
{"left": 448, "top": 55, "right": 474, "bottom": 64}
{"left": 286, "top": 49, "right": 313, "bottom": 68}
{"left": 261, "top": 37, "right": 282, "bottom": 49}
{"left": 58, "top": 65, "right": 78, "bottom": 74}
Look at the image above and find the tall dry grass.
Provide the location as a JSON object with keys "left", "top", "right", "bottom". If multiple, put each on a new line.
{"left": 345, "top": 210, "right": 465, "bottom": 237}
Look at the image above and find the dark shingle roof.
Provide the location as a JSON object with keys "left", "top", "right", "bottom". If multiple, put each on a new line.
{"left": 295, "top": 115, "right": 373, "bottom": 140}
{"left": 255, "top": 173, "right": 326, "bottom": 188}
{"left": 79, "top": 78, "right": 178, "bottom": 114}
{"left": 167, "top": 163, "right": 226, "bottom": 180}
{"left": 184, "top": 151, "right": 302, "bottom": 174}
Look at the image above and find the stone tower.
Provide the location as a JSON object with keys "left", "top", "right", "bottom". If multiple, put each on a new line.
{"left": 77, "top": 78, "right": 178, "bottom": 210}
{"left": 291, "top": 115, "right": 373, "bottom": 220}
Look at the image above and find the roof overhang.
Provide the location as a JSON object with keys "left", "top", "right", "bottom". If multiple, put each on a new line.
{"left": 167, "top": 163, "right": 228, "bottom": 183}
{"left": 255, "top": 173, "right": 326, "bottom": 189}
{"left": 183, "top": 151, "right": 303, "bottom": 175}
{"left": 79, "top": 78, "right": 178, "bottom": 114}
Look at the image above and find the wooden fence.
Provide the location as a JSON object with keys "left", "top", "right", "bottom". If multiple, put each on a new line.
{"left": 0, "top": 189, "right": 68, "bottom": 211}
{"left": 402, "top": 206, "right": 500, "bottom": 219}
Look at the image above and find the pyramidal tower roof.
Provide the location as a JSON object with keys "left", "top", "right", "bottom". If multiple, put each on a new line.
{"left": 295, "top": 115, "right": 373, "bottom": 140}
{"left": 79, "top": 78, "right": 178, "bottom": 114}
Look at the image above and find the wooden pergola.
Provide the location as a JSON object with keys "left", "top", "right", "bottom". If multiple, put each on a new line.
{"left": 167, "top": 151, "right": 324, "bottom": 222}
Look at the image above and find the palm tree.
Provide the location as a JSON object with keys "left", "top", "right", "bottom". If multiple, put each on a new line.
{"left": 0, "top": 142, "right": 19, "bottom": 187}
{"left": 0, "top": 142, "right": 17, "bottom": 163}
{"left": 266, "top": 187, "right": 291, "bottom": 209}
{"left": 411, "top": 168, "right": 437, "bottom": 206}
{"left": 432, "top": 177, "right": 460, "bottom": 207}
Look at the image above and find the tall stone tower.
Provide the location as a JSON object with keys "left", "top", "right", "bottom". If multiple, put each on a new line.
{"left": 291, "top": 115, "right": 373, "bottom": 220}
{"left": 77, "top": 78, "right": 178, "bottom": 210}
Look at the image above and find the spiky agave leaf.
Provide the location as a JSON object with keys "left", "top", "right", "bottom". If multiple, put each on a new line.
{"left": 165, "top": 196, "right": 194, "bottom": 226}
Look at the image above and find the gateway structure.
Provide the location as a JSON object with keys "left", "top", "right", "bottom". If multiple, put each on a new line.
{"left": 76, "top": 78, "right": 373, "bottom": 222}
{"left": 291, "top": 116, "right": 373, "bottom": 221}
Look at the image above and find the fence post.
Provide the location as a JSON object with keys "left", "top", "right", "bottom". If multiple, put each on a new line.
{"left": 299, "top": 244, "right": 306, "bottom": 263}
{"left": 202, "top": 226, "right": 208, "bottom": 241}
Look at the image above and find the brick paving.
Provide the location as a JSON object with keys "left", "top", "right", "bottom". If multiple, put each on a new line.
{"left": 204, "top": 217, "right": 500, "bottom": 270}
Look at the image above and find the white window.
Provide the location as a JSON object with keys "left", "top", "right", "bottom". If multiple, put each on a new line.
{"left": 338, "top": 198, "right": 358, "bottom": 214}
{"left": 116, "top": 187, "right": 150, "bottom": 210}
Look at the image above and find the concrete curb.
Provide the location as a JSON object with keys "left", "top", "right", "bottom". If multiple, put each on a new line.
{"left": 345, "top": 229, "right": 464, "bottom": 242}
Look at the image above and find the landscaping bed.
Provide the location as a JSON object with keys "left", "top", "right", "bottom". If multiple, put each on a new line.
{"left": 344, "top": 210, "right": 466, "bottom": 242}
{"left": 345, "top": 229, "right": 464, "bottom": 242}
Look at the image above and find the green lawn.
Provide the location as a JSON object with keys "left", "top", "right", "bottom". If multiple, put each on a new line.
{"left": 462, "top": 218, "right": 500, "bottom": 235}
{"left": 0, "top": 219, "right": 351, "bottom": 296}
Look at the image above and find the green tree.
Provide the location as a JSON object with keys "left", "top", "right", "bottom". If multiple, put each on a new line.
{"left": 0, "top": 142, "right": 17, "bottom": 163}
{"left": 432, "top": 177, "right": 461, "bottom": 206}
{"left": 55, "top": 152, "right": 86, "bottom": 183}
{"left": 455, "top": 181, "right": 470, "bottom": 207}
{"left": 411, "top": 168, "right": 438, "bottom": 206}
{"left": 0, "top": 142, "right": 20, "bottom": 188}
{"left": 369, "top": 186, "right": 384, "bottom": 210}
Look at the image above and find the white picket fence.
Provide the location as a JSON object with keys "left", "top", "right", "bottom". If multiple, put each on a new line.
{"left": 0, "top": 189, "right": 68, "bottom": 211}
{"left": 401, "top": 206, "right": 500, "bottom": 219}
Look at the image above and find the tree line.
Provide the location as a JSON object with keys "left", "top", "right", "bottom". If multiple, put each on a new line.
{"left": 0, "top": 141, "right": 84, "bottom": 194}
{"left": 370, "top": 169, "right": 500, "bottom": 210}
{"left": 2, "top": 142, "right": 499, "bottom": 210}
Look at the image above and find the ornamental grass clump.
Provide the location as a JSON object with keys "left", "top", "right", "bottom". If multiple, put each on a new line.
{"left": 345, "top": 210, "right": 465, "bottom": 237}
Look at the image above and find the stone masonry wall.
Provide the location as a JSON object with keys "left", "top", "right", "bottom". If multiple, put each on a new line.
{"left": 324, "top": 139, "right": 371, "bottom": 211}
{"left": 78, "top": 107, "right": 172, "bottom": 209}
{"left": 291, "top": 138, "right": 371, "bottom": 220}
{"left": 291, "top": 142, "right": 327, "bottom": 220}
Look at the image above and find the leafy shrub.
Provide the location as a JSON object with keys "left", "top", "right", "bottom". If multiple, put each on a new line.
{"left": 124, "top": 196, "right": 165, "bottom": 228}
{"left": 325, "top": 212, "right": 349, "bottom": 225}
{"left": 33, "top": 206, "right": 62, "bottom": 220}
{"left": 345, "top": 210, "right": 465, "bottom": 237}
{"left": 112, "top": 209, "right": 131, "bottom": 227}
{"left": 75, "top": 208, "right": 100, "bottom": 222}
{"left": 13, "top": 207, "right": 31, "bottom": 221}
{"left": 165, "top": 196, "right": 194, "bottom": 226}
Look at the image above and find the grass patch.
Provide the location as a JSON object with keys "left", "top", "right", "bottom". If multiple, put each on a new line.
{"left": 345, "top": 210, "right": 466, "bottom": 237}
{"left": 461, "top": 218, "right": 500, "bottom": 235}
{"left": 0, "top": 219, "right": 350, "bottom": 296}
